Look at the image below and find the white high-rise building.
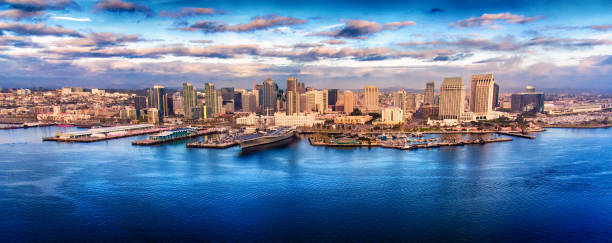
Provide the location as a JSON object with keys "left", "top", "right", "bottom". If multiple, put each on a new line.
{"left": 394, "top": 89, "right": 407, "bottom": 111}
{"left": 470, "top": 73, "right": 495, "bottom": 117}
{"left": 439, "top": 77, "right": 465, "bottom": 120}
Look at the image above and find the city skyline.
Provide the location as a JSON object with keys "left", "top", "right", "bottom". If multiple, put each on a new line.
{"left": 0, "top": 0, "right": 611, "bottom": 90}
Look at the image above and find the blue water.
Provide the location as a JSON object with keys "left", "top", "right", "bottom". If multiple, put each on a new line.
{"left": 1, "top": 127, "right": 611, "bottom": 241}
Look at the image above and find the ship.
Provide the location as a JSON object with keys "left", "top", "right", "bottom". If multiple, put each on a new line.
{"left": 238, "top": 128, "right": 296, "bottom": 150}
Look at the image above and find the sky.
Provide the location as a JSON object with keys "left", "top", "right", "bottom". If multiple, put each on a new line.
{"left": 0, "top": 0, "right": 611, "bottom": 90}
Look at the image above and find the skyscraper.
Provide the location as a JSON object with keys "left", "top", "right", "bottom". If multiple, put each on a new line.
{"left": 470, "top": 73, "right": 495, "bottom": 116}
{"left": 493, "top": 83, "right": 500, "bottom": 109}
{"left": 439, "top": 77, "right": 465, "bottom": 120}
{"left": 305, "top": 89, "right": 328, "bottom": 113}
{"left": 286, "top": 77, "right": 299, "bottom": 115}
{"left": 364, "top": 86, "right": 379, "bottom": 111}
{"left": 204, "top": 83, "right": 218, "bottom": 117}
{"left": 183, "top": 83, "right": 196, "bottom": 118}
{"left": 424, "top": 81, "right": 435, "bottom": 105}
{"left": 406, "top": 93, "right": 416, "bottom": 112}
{"left": 134, "top": 96, "right": 147, "bottom": 119}
{"left": 262, "top": 77, "right": 277, "bottom": 115}
{"left": 344, "top": 90, "right": 354, "bottom": 114}
{"left": 511, "top": 85, "right": 545, "bottom": 113}
{"left": 394, "top": 89, "right": 407, "bottom": 111}
{"left": 149, "top": 85, "right": 168, "bottom": 120}
{"left": 221, "top": 87, "right": 235, "bottom": 113}
{"left": 328, "top": 89, "right": 339, "bottom": 106}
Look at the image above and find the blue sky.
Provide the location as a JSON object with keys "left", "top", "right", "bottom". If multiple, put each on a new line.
{"left": 0, "top": 0, "right": 611, "bottom": 90}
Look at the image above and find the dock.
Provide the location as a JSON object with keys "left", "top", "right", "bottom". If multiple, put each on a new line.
{"left": 43, "top": 124, "right": 169, "bottom": 143}
{"left": 309, "top": 137, "right": 513, "bottom": 150}
{"left": 496, "top": 131, "right": 536, "bottom": 139}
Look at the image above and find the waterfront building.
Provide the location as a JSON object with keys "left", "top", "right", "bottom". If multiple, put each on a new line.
{"left": 380, "top": 107, "right": 404, "bottom": 125}
{"left": 344, "top": 90, "right": 355, "bottom": 114}
{"left": 204, "top": 83, "right": 218, "bottom": 117}
{"left": 273, "top": 113, "right": 324, "bottom": 127}
{"left": 439, "top": 77, "right": 465, "bottom": 120}
{"left": 424, "top": 81, "right": 435, "bottom": 105}
{"left": 286, "top": 77, "right": 299, "bottom": 115}
{"left": 470, "top": 73, "right": 495, "bottom": 118}
{"left": 183, "top": 83, "right": 196, "bottom": 118}
{"left": 394, "top": 89, "right": 407, "bottom": 111}
{"left": 143, "top": 108, "right": 159, "bottom": 124}
{"left": 364, "top": 86, "right": 379, "bottom": 111}
{"left": 334, "top": 115, "right": 373, "bottom": 125}
{"left": 511, "top": 85, "right": 545, "bottom": 113}
{"left": 262, "top": 78, "right": 277, "bottom": 115}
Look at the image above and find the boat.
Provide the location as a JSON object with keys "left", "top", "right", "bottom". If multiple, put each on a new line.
{"left": 238, "top": 128, "right": 296, "bottom": 150}
{"left": 57, "top": 124, "right": 74, "bottom": 127}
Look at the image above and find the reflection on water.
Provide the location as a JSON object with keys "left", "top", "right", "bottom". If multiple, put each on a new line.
{"left": 0, "top": 127, "right": 611, "bottom": 241}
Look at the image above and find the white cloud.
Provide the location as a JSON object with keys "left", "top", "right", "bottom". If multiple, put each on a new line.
{"left": 52, "top": 16, "right": 91, "bottom": 22}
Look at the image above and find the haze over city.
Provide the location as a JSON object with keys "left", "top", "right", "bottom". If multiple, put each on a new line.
{"left": 0, "top": 0, "right": 611, "bottom": 90}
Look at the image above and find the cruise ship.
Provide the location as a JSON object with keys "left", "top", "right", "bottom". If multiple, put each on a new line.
{"left": 238, "top": 128, "right": 296, "bottom": 150}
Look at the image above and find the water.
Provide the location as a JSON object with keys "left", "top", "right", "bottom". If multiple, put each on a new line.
{"left": 1, "top": 127, "right": 611, "bottom": 241}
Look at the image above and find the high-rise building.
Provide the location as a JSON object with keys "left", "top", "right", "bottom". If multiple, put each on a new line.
{"left": 262, "top": 77, "right": 277, "bottom": 115}
{"left": 148, "top": 85, "right": 168, "bottom": 121}
{"left": 470, "top": 73, "right": 495, "bottom": 116}
{"left": 297, "top": 82, "right": 306, "bottom": 93}
{"left": 493, "top": 83, "right": 500, "bottom": 109}
{"left": 204, "top": 83, "right": 218, "bottom": 117}
{"left": 381, "top": 107, "right": 404, "bottom": 124}
{"left": 406, "top": 93, "right": 416, "bottom": 112}
{"left": 439, "top": 77, "right": 465, "bottom": 120}
{"left": 343, "top": 90, "right": 354, "bottom": 114}
{"left": 286, "top": 77, "right": 299, "bottom": 115}
{"left": 133, "top": 96, "right": 147, "bottom": 119}
{"left": 328, "top": 89, "right": 339, "bottom": 106}
{"left": 172, "top": 92, "right": 183, "bottom": 116}
{"left": 242, "top": 91, "right": 258, "bottom": 113}
{"left": 394, "top": 89, "right": 407, "bottom": 111}
{"left": 364, "top": 86, "right": 379, "bottom": 111}
{"left": 511, "top": 85, "right": 545, "bottom": 113}
{"left": 234, "top": 92, "right": 243, "bottom": 112}
{"left": 424, "top": 81, "right": 435, "bottom": 105}
{"left": 305, "top": 90, "right": 328, "bottom": 113}
{"left": 183, "top": 83, "right": 196, "bottom": 118}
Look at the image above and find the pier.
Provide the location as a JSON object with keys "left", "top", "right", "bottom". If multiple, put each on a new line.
{"left": 309, "top": 137, "right": 513, "bottom": 150}
{"left": 186, "top": 141, "right": 238, "bottom": 149}
{"left": 496, "top": 131, "right": 536, "bottom": 139}
{"left": 43, "top": 124, "right": 169, "bottom": 143}
{"left": 132, "top": 129, "right": 223, "bottom": 146}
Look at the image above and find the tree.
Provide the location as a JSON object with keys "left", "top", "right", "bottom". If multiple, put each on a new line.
{"left": 350, "top": 108, "right": 363, "bottom": 116}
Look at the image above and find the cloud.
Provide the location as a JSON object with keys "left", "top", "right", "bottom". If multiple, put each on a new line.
{"left": 176, "top": 15, "right": 307, "bottom": 33}
{"left": 160, "top": 7, "right": 220, "bottom": 18}
{"left": 0, "top": 35, "right": 40, "bottom": 48}
{"left": 44, "top": 44, "right": 261, "bottom": 59}
{"left": 383, "top": 21, "right": 416, "bottom": 30}
{"left": 431, "top": 53, "right": 473, "bottom": 62}
{"left": 429, "top": 8, "right": 443, "bottom": 14}
{"left": 293, "top": 43, "right": 322, "bottom": 48}
{"left": 598, "top": 56, "right": 612, "bottom": 66}
{"left": 398, "top": 36, "right": 611, "bottom": 51}
{"left": 0, "top": 9, "right": 44, "bottom": 20}
{"left": 93, "top": 0, "right": 153, "bottom": 17}
{"left": 0, "top": 21, "right": 82, "bottom": 37}
{"left": 52, "top": 16, "right": 91, "bottom": 22}
{"left": 54, "top": 32, "right": 142, "bottom": 47}
{"left": 189, "top": 39, "right": 212, "bottom": 44}
{"left": 586, "top": 25, "right": 612, "bottom": 31}
{"left": 452, "top": 12, "right": 543, "bottom": 28}
{"left": 321, "top": 39, "right": 346, "bottom": 45}
{"left": 313, "top": 19, "right": 415, "bottom": 39}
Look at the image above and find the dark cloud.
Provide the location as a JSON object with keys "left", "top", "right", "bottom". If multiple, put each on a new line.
{"left": 0, "top": 21, "right": 83, "bottom": 37}
{"left": 321, "top": 39, "right": 346, "bottom": 45}
{"left": 160, "top": 7, "right": 221, "bottom": 18}
{"left": 293, "top": 43, "right": 323, "bottom": 48}
{"left": 452, "top": 12, "right": 543, "bottom": 28}
{"left": 0, "top": 0, "right": 78, "bottom": 11}
{"left": 176, "top": 15, "right": 307, "bottom": 33}
{"left": 0, "top": 35, "right": 40, "bottom": 48}
{"left": 93, "top": 0, "right": 153, "bottom": 17}
{"left": 189, "top": 39, "right": 213, "bottom": 44}
{"left": 543, "top": 24, "right": 612, "bottom": 32}
{"left": 431, "top": 53, "right": 473, "bottom": 62}
{"left": 313, "top": 19, "right": 415, "bottom": 39}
